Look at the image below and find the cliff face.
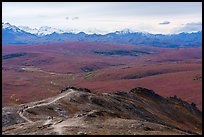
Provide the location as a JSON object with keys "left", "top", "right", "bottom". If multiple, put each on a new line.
{"left": 2, "top": 87, "right": 202, "bottom": 135}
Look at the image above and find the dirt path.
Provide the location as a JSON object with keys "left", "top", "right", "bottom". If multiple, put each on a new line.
{"left": 17, "top": 89, "right": 75, "bottom": 123}
{"left": 18, "top": 111, "right": 33, "bottom": 123}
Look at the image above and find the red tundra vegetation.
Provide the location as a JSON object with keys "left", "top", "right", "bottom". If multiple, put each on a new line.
{"left": 2, "top": 42, "right": 202, "bottom": 110}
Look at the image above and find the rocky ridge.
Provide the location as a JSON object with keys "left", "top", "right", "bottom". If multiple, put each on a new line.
{"left": 2, "top": 87, "right": 202, "bottom": 135}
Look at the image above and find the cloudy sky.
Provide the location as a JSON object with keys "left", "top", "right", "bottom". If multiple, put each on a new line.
{"left": 2, "top": 2, "right": 202, "bottom": 34}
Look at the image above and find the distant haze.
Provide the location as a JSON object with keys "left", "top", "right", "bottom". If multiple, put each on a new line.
{"left": 2, "top": 2, "right": 202, "bottom": 34}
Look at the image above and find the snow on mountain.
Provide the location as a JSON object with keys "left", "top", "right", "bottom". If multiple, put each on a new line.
{"left": 18, "top": 26, "right": 39, "bottom": 35}
{"left": 115, "top": 28, "right": 135, "bottom": 35}
{"left": 18, "top": 25, "right": 66, "bottom": 36}
{"left": 2, "top": 22, "right": 23, "bottom": 33}
{"left": 37, "top": 26, "right": 65, "bottom": 36}
{"left": 3, "top": 22, "right": 79, "bottom": 36}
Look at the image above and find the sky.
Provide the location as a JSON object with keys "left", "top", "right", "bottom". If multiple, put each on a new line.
{"left": 2, "top": 2, "right": 202, "bottom": 34}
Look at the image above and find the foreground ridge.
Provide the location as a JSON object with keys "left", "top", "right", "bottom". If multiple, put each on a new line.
{"left": 2, "top": 87, "right": 202, "bottom": 135}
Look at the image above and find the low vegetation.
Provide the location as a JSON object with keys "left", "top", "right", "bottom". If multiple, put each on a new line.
{"left": 2, "top": 53, "right": 27, "bottom": 60}
{"left": 94, "top": 50, "right": 152, "bottom": 56}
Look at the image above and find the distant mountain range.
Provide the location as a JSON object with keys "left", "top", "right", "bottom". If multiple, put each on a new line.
{"left": 2, "top": 22, "right": 202, "bottom": 48}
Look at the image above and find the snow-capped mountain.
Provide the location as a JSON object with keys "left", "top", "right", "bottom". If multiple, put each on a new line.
{"left": 18, "top": 26, "right": 39, "bottom": 35}
{"left": 115, "top": 28, "right": 135, "bottom": 35}
{"left": 2, "top": 22, "right": 78, "bottom": 36}
{"left": 2, "top": 22, "right": 23, "bottom": 33}
{"left": 18, "top": 25, "right": 66, "bottom": 36}
{"left": 2, "top": 22, "right": 202, "bottom": 48}
{"left": 37, "top": 26, "right": 65, "bottom": 36}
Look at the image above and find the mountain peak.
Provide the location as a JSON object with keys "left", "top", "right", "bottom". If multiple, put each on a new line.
{"left": 2, "top": 22, "right": 22, "bottom": 32}
{"left": 115, "top": 28, "right": 134, "bottom": 34}
{"left": 2, "top": 22, "right": 12, "bottom": 28}
{"left": 18, "top": 25, "right": 65, "bottom": 36}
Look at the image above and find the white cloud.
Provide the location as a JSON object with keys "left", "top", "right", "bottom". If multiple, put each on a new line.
{"left": 172, "top": 22, "right": 202, "bottom": 33}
